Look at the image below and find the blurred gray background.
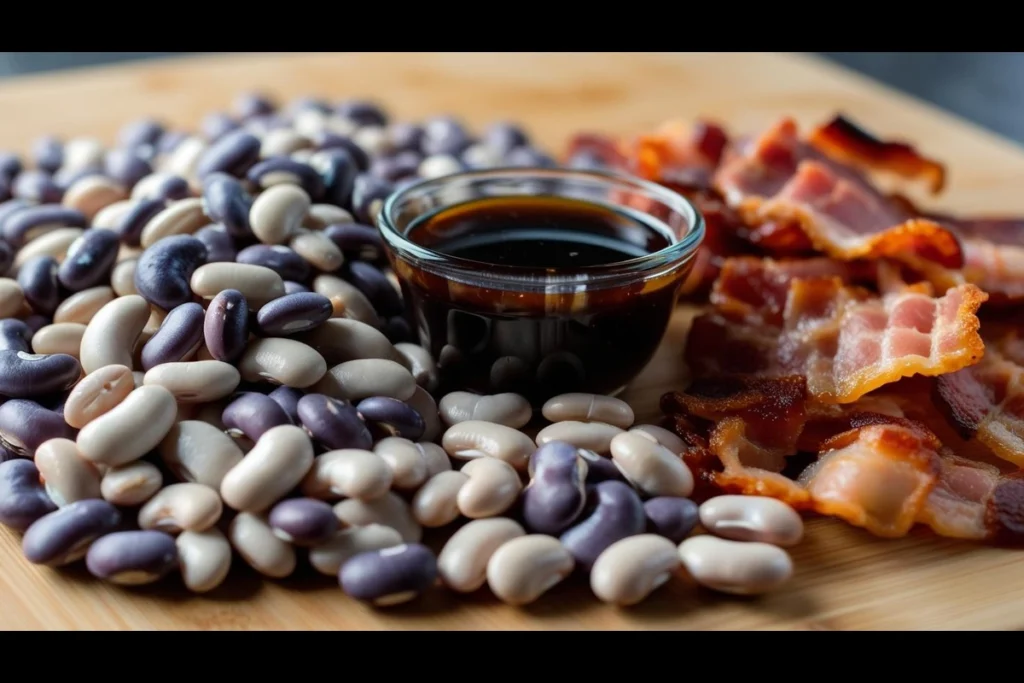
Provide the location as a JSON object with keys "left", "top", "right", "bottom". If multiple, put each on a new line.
{"left": 1, "top": 52, "right": 1021, "bottom": 145}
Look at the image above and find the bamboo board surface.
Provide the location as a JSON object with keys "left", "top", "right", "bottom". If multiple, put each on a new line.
{"left": 1, "top": 52, "right": 1023, "bottom": 631}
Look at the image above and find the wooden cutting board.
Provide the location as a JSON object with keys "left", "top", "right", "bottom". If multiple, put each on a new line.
{"left": 2, "top": 52, "right": 1023, "bottom": 631}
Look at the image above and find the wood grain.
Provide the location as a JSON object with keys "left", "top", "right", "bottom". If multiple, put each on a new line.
{"left": 1, "top": 52, "right": 1022, "bottom": 631}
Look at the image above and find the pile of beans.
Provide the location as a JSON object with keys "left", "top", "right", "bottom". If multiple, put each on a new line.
{"left": 0, "top": 92, "right": 802, "bottom": 608}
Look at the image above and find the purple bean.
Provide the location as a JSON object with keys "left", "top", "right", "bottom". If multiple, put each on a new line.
{"left": 382, "top": 316, "right": 413, "bottom": 344}
{"left": 643, "top": 497, "right": 698, "bottom": 544}
{"left": 323, "top": 222, "right": 384, "bottom": 262}
{"left": 559, "top": 480, "right": 646, "bottom": 571}
{"left": 313, "top": 134, "right": 369, "bottom": 170}
{"left": 296, "top": 393, "right": 372, "bottom": 450}
{"left": 235, "top": 244, "right": 310, "bottom": 282}
{"left": 0, "top": 152, "right": 23, "bottom": 181}
{"left": 222, "top": 392, "right": 291, "bottom": 442}
{"left": 136, "top": 174, "right": 190, "bottom": 202}
{"left": 0, "top": 199, "right": 32, "bottom": 230}
{"left": 345, "top": 261, "right": 403, "bottom": 316}
{"left": 505, "top": 146, "right": 557, "bottom": 168}
{"left": 11, "top": 170, "right": 61, "bottom": 203}
{"left": 0, "top": 397, "right": 78, "bottom": 452}
{"left": 118, "top": 119, "right": 165, "bottom": 150}
{"left": 85, "top": 530, "right": 178, "bottom": 585}
{"left": 268, "top": 498, "right": 337, "bottom": 545}
{"left": 57, "top": 229, "right": 120, "bottom": 291}
{"left": 201, "top": 172, "right": 252, "bottom": 238}
{"left": 203, "top": 289, "right": 249, "bottom": 363}
{"left": 577, "top": 448, "right": 626, "bottom": 484}
{"left": 22, "top": 499, "right": 121, "bottom": 566}
{"left": 157, "top": 131, "right": 189, "bottom": 156}
{"left": 196, "top": 129, "right": 261, "bottom": 179}
{"left": 200, "top": 112, "right": 240, "bottom": 142}
{"left": 287, "top": 97, "right": 331, "bottom": 116}
{"left": 0, "top": 240, "right": 12, "bottom": 275}
{"left": 104, "top": 149, "right": 152, "bottom": 188}
{"left": 312, "top": 147, "right": 359, "bottom": 208}
{"left": 2, "top": 205, "right": 87, "bottom": 247}
{"left": 0, "top": 319, "right": 32, "bottom": 352}
{"left": 134, "top": 235, "right": 207, "bottom": 310}
{"left": 0, "top": 459, "right": 57, "bottom": 530}
{"left": 389, "top": 123, "right": 424, "bottom": 154}
{"left": 247, "top": 158, "right": 325, "bottom": 201}
{"left": 522, "top": 441, "right": 588, "bottom": 535}
{"left": 356, "top": 396, "right": 424, "bottom": 441}
{"left": 256, "top": 292, "right": 332, "bottom": 335}
{"left": 421, "top": 117, "right": 471, "bottom": 156}
{"left": 53, "top": 165, "right": 104, "bottom": 192}
{"left": 194, "top": 224, "right": 236, "bottom": 263}
{"left": 141, "top": 302, "right": 205, "bottom": 371}
{"left": 369, "top": 151, "right": 421, "bottom": 183}
{"left": 284, "top": 281, "right": 310, "bottom": 294}
{"left": 350, "top": 173, "right": 394, "bottom": 224}
{"left": 0, "top": 177, "right": 8, "bottom": 203}
{"left": 234, "top": 92, "right": 277, "bottom": 119}
{"left": 340, "top": 543, "right": 436, "bottom": 604}
{"left": 21, "top": 315, "right": 49, "bottom": 336}
{"left": 32, "top": 136, "right": 63, "bottom": 173}
{"left": 335, "top": 100, "right": 388, "bottom": 127}
{"left": 483, "top": 122, "right": 530, "bottom": 155}
{"left": 115, "top": 200, "right": 166, "bottom": 246}
{"left": 267, "top": 386, "right": 303, "bottom": 423}
{"left": 17, "top": 256, "right": 60, "bottom": 316}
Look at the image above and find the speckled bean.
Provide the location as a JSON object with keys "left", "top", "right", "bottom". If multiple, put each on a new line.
{"left": 176, "top": 527, "right": 232, "bottom": 592}
{"left": 17, "top": 255, "right": 61, "bottom": 315}
{"left": 308, "top": 523, "right": 402, "bottom": 577}
{"left": 372, "top": 437, "right": 428, "bottom": 491}
{"left": 203, "top": 289, "right": 249, "bottom": 363}
{"left": 238, "top": 338, "right": 326, "bottom": 388}
{"left": 85, "top": 530, "right": 178, "bottom": 585}
{"left": 249, "top": 184, "right": 310, "bottom": 245}
{"left": 486, "top": 534, "right": 574, "bottom": 606}
{"left": 220, "top": 424, "right": 313, "bottom": 512}
{"left": 698, "top": 495, "right": 804, "bottom": 547}
{"left": 312, "top": 359, "right": 415, "bottom": 402}
{"left": 644, "top": 496, "right": 699, "bottom": 544}
{"left": 439, "top": 391, "right": 532, "bottom": 429}
{"left": 406, "top": 386, "right": 442, "bottom": 443}
{"left": 76, "top": 385, "right": 177, "bottom": 466}
{"left": 629, "top": 424, "right": 687, "bottom": 456}
{"left": 228, "top": 511, "right": 296, "bottom": 578}
{"left": 535, "top": 421, "right": 624, "bottom": 455}
{"left": 411, "top": 471, "right": 468, "bottom": 527}
{"left": 159, "top": 420, "right": 243, "bottom": 488}
{"left": 677, "top": 535, "right": 794, "bottom": 596}
{"left": 441, "top": 420, "right": 535, "bottom": 471}
{"left": 256, "top": 292, "right": 333, "bottom": 336}
{"left": 312, "top": 274, "right": 379, "bottom": 326}
{"left": 133, "top": 235, "right": 207, "bottom": 311}
{"left": 0, "top": 459, "right": 57, "bottom": 530}
{"left": 0, "top": 350, "right": 81, "bottom": 398}
{"left": 301, "top": 448, "right": 392, "bottom": 501}
{"left": 22, "top": 498, "right": 121, "bottom": 566}
{"left": 221, "top": 392, "right": 291, "bottom": 443}
{"left": 201, "top": 172, "right": 252, "bottom": 237}
{"left": 542, "top": 393, "right": 634, "bottom": 429}
{"left": 609, "top": 431, "right": 694, "bottom": 498}
{"left": 140, "top": 302, "right": 204, "bottom": 370}
{"left": 34, "top": 438, "right": 102, "bottom": 507}
{"left": 0, "top": 399, "right": 76, "bottom": 456}
{"left": 191, "top": 262, "right": 284, "bottom": 309}
{"left": 53, "top": 286, "right": 115, "bottom": 325}
{"left": 590, "top": 534, "right": 680, "bottom": 606}
{"left": 100, "top": 460, "right": 163, "bottom": 506}
{"left": 144, "top": 360, "right": 240, "bottom": 403}
{"left": 298, "top": 318, "right": 406, "bottom": 366}
{"left": 139, "top": 197, "right": 207, "bottom": 248}
{"left": 333, "top": 492, "right": 421, "bottom": 543}
{"left": 560, "top": 480, "right": 646, "bottom": 571}
{"left": 138, "top": 482, "right": 222, "bottom": 534}
{"left": 521, "top": 441, "right": 588, "bottom": 534}
{"left": 268, "top": 498, "right": 338, "bottom": 545}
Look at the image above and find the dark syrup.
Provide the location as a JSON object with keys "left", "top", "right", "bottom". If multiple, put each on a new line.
{"left": 397, "top": 195, "right": 682, "bottom": 403}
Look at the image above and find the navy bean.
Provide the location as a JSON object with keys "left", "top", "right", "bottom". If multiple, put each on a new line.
{"left": 236, "top": 244, "right": 310, "bottom": 282}
{"left": 196, "top": 130, "right": 261, "bottom": 179}
{"left": 335, "top": 100, "right": 388, "bottom": 127}
{"left": 141, "top": 302, "right": 205, "bottom": 371}
{"left": 483, "top": 122, "right": 530, "bottom": 156}
{"left": 422, "top": 117, "right": 471, "bottom": 156}
{"left": 267, "top": 385, "right": 303, "bottom": 423}
{"left": 256, "top": 292, "right": 332, "bottom": 335}
{"left": 12, "top": 171, "right": 61, "bottom": 203}
{"left": 0, "top": 152, "right": 23, "bottom": 181}
{"left": 104, "top": 149, "right": 152, "bottom": 188}
{"left": 0, "top": 240, "right": 11, "bottom": 275}
{"left": 85, "top": 530, "right": 178, "bottom": 585}
{"left": 350, "top": 173, "right": 394, "bottom": 224}
{"left": 356, "top": 396, "right": 424, "bottom": 441}
{"left": 577, "top": 448, "right": 626, "bottom": 484}
{"left": 0, "top": 351, "right": 81, "bottom": 399}
{"left": 296, "top": 393, "right": 372, "bottom": 450}
{"left": 369, "top": 151, "right": 421, "bottom": 183}
{"left": 0, "top": 459, "right": 57, "bottom": 531}
{"left": 644, "top": 496, "right": 699, "bottom": 544}
{"left": 0, "top": 319, "right": 32, "bottom": 352}
{"left": 345, "top": 261, "right": 403, "bottom": 316}
{"left": 3, "top": 205, "right": 87, "bottom": 247}
{"left": 247, "top": 158, "right": 325, "bottom": 201}
{"left": 559, "top": 480, "right": 646, "bottom": 571}
{"left": 200, "top": 112, "right": 240, "bottom": 142}
{"left": 235, "top": 92, "right": 277, "bottom": 119}
{"left": 284, "top": 281, "right": 310, "bottom": 294}
{"left": 22, "top": 499, "right": 121, "bottom": 566}
{"left": 57, "top": 229, "right": 120, "bottom": 292}
{"left": 118, "top": 119, "right": 165, "bottom": 150}
{"left": 0, "top": 399, "right": 76, "bottom": 455}
{"left": 203, "top": 289, "right": 249, "bottom": 363}
{"left": 389, "top": 123, "right": 424, "bottom": 154}
{"left": 268, "top": 497, "right": 337, "bottom": 545}
{"left": 323, "top": 223, "right": 384, "bottom": 262}
{"left": 113, "top": 198, "right": 165, "bottom": 246}
{"left": 134, "top": 235, "right": 207, "bottom": 310}
{"left": 17, "top": 256, "right": 60, "bottom": 316}
{"left": 505, "top": 147, "right": 557, "bottom": 168}
{"left": 201, "top": 172, "right": 252, "bottom": 238}
{"left": 340, "top": 543, "right": 436, "bottom": 606}
{"left": 135, "top": 174, "right": 190, "bottom": 202}
{"left": 311, "top": 148, "right": 359, "bottom": 208}
{"left": 193, "top": 224, "right": 236, "bottom": 263}
{"left": 32, "top": 136, "right": 63, "bottom": 173}
{"left": 222, "top": 392, "right": 291, "bottom": 442}
{"left": 522, "top": 441, "right": 588, "bottom": 535}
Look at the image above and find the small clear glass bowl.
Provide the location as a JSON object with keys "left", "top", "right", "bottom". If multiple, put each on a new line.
{"left": 377, "top": 167, "right": 705, "bottom": 404}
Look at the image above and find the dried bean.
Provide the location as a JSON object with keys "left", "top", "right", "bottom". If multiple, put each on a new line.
{"left": 560, "top": 480, "right": 646, "bottom": 571}
{"left": 411, "top": 471, "right": 467, "bottom": 527}
{"left": 698, "top": 495, "right": 804, "bottom": 547}
{"left": 542, "top": 393, "right": 634, "bottom": 429}
{"left": 63, "top": 364, "right": 134, "bottom": 429}
{"left": 441, "top": 420, "right": 535, "bottom": 470}
{"left": 439, "top": 391, "right": 531, "bottom": 429}
{"left": 268, "top": 498, "right": 337, "bottom": 545}
{"left": 22, "top": 498, "right": 121, "bottom": 566}
{"left": 0, "top": 350, "right": 81, "bottom": 398}
{"left": 590, "top": 534, "right": 680, "bottom": 606}
{"left": 177, "top": 528, "right": 232, "bottom": 592}
{"left": 486, "top": 535, "right": 574, "bottom": 606}
{"left": 236, "top": 244, "right": 310, "bottom": 281}
{"left": 457, "top": 458, "right": 522, "bottom": 519}
{"left": 220, "top": 424, "right": 313, "bottom": 512}
{"left": 53, "top": 286, "right": 115, "bottom": 325}
{"left": 256, "top": 292, "right": 333, "bottom": 335}
{"left": 196, "top": 129, "right": 261, "bottom": 179}
{"left": 0, "top": 399, "right": 76, "bottom": 456}
{"left": 222, "top": 392, "right": 291, "bottom": 443}
{"left": 609, "top": 431, "right": 694, "bottom": 498}
{"left": 76, "top": 385, "right": 177, "bottom": 467}
{"left": 247, "top": 158, "right": 325, "bottom": 199}
{"left": 191, "top": 262, "right": 284, "bottom": 309}
{"left": 298, "top": 318, "right": 405, "bottom": 366}
{"left": 133, "top": 235, "right": 207, "bottom": 311}
{"left": 139, "top": 197, "right": 207, "bottom": 248}
{"left": 0, "top": 318, "right": 31, "bottom": 352}
{"left": 644, "top": 497, "right": 699, "bottom": 544}
{"left": 313, "top": 358, "right": 415, "bottom": 402}
{"left": 144, "top": 360, "right": 240, "bottom": 403}
{"left": 203, "top": 289, "right": 249, "bottom": 363}
{"left": 333, "top": 491, "right": 421, "bottom": 542}
{"left": 140, "top": 302, "right": 205, "bottom": 370}
{"left": 308, "top": 523, "right": 402, "bottom": 577}
{"left": 3, "top": 205, "right": 86, "bottom": 247}
{"left": 17, "top": 255, "right": 61, "bottom": 315}
{"left": 522, "top": 441, "right": 588, "bottom": 534}
{"left": 201, "top": 172, "right": 252, "bottom": 237}
{"left": 138, "top": 482, "right": 223, "bottom": 534}
{"left": 0, "top": 459, "right": 57, "bottom": 530}
{"left": 249, "top": 184, "right": 310, "bottom": 245}
{"left": 85, "top": 530, "right": 178, "bottom": 585}
{"left": 193, "top": 224, "right": 236, "bottom": 262}
{"left": 312, "top": 274, "right": 379, "bottom": 326}
{"left": 228, "top": 511, "right": 296, "bottom": 578}
{"left": 34, "top": 438, "right": 102, "bottom": 506}
{"left": 677, "top": 535, "right": 794, "bottom": 596}
{"left": 358, "top": 397, "right": 424, "bottom": 441}
{"left": 100, "top": 460, "right": 163, "bottom": 506}
{"left": 31, "top": 323, "right": 85, "bottom": 358}
{"left": 629, "top": 424, "right": 687, "bottom": 456}
{"left": 340, "top": 543, "right": 436, "bottom": 606}
{"left": 109, "top": 198, "right": 165, "bottom": 246}
{"left": 323, "top": 222, "right": 383, "bottom": 262}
